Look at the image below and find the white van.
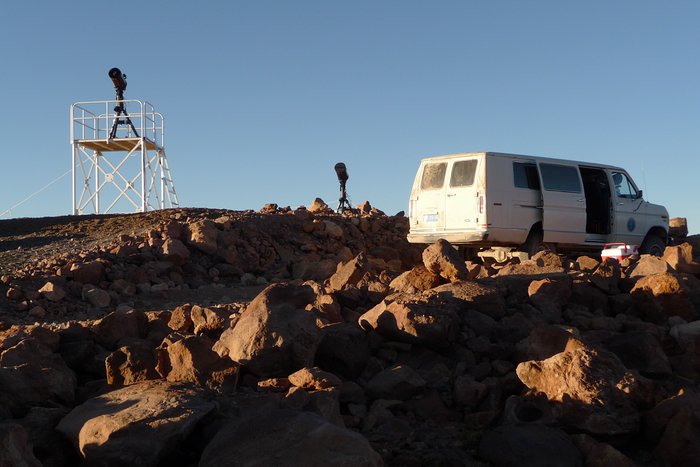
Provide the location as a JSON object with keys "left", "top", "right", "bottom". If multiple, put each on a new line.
{"left": 407, "top": 152, "right": 669, "bottom": 262}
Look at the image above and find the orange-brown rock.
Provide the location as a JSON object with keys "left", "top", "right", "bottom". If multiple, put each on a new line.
{"left": 389, "top": 265, "right": 441, "bottom": 294}
{"left": 630, "top": 272, "right": 696, "bottom": 323}
{"left": 288, "top": 367, "right": 342, "bottom": 390}
{"left": 421, "top": 239, "right": 468, "bottom": 282}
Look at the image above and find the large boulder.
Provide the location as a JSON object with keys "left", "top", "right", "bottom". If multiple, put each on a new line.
{"left": 165, "top": 335, "right": 238, "bottom": 392}
{"left": 69, "top": 260, "right": 105, "bottom": 285}
{"left": 422, "top": 239, "right": 468, "bottom": 282}
{"left": 389, "top": 265, "right": 441, "bottom": 294}
{"left": 664, "top": 243, "right": 700, "bottom": 274}
{"left": 217, "top": 284, "right": 321, "bottom": 377}
{"left": 479, "top": 424, "right": 583, "bottom": 467}
{"left": 14, "top": 406, "right": 74, "bottom": 467}
{"left": 626, "top": 255, "right": 671, "bottom": 278}
{"left": 160, "top": 238, "right": 191, "bottom": 265}
{"left": 191, "top": 305, "right": 227, "bottom": 336}
{"left": 56, "top": 380, "right": 217, "bottom": 466}
{"left": 366, "top": 364, "right": 426, "bottom": 400}
{"left": 497, "top": 251, "right": 566, "bottom": 276}
{"left": 528, "top": 277, "right": 571, "bottom": 318}
{"left": 430, "top": 280, "right": 507, "bottom": 319}
{"left": 91, "top": 309, "right": 149, "bottom": 349}
{"left": 654, "top": 409, "right": 700, "bottom": 467}
{"left": 644, "top": 388, "right": 700, "bottom": 467}
{"left": 314, "top": 323, "right": 371, "bottom": 380}
{"left": 644, "top": 388, "right": 695, "bottom": 436}
{"left": 571, "top": 434, "right": 636, "bottom": 467}
{"left": 516, "top": 325, "right": 585, "bottom": 362}
{"left": 591, "top": 260, "right": 621, "bottom": 294}
{"left": 105, "top": 342, "right": 160, "bottom": 386}
{"left": 516, "top": 346, "right": 640, "bottom": 436}
{"left": 186, "top": 219, "right": 219, "bottom": 255}
{"left": 630, "top": 272, "right": 696, "bottom": 323}
{"left": 669, "top": 217, "right": 689, "bottom": 238}
{"left": 0, "top": 422, "right": 41, "bottom": 467}
{"left": 601, "top": 331, "right": 672, "bottom": 378}
{"left": 199, "top": 407, "right": 382, "bottom": 467}
{"left": 670, "top": 320, "right": 700, "bottom": 349}
{"left": 358, "top": 297, "right": 459, "bottom": 349}
{"left": 327, "top": 253, "right": 369, "bottom": 292}
{"left": 0, "top": 337, "right": 77, "bottom": 417}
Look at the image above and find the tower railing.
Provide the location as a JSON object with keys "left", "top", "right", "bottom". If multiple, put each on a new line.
{"left": 71, "top": 100, "right": 164, "bottom": 147}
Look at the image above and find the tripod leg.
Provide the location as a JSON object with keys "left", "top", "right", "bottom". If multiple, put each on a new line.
{"left": 109, "top": 108, "right": 122, "bottom": 139}
{"left": 122, "top": 110, "right": 140, "bottom": 138}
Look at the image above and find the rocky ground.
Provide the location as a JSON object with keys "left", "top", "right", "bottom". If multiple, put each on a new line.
{"left": 1, "top": 200, "right": 700, "bottom": 466}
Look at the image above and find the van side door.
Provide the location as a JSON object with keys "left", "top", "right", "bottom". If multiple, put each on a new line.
{"left": 536, "top": 162, "right": 587, "bottom": 244}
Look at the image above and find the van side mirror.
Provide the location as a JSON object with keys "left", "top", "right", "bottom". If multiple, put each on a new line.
{"left": 636, "top": 190, "right": 643, "bottom": 200}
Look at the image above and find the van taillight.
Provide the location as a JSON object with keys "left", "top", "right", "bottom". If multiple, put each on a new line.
{"left": 478, "top": 195, "right": 484, "bottom": 214}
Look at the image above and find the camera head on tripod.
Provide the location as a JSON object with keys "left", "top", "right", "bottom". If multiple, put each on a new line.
{"left": 109, "top": 68, "right": 128, "bottom": 93}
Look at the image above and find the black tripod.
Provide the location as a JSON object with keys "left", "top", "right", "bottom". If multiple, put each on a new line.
{"left": 109, "top": 88, "right": 139, "bottom": 139}
{"left": 337, "top": 180, "right": 352, "bottom": 213}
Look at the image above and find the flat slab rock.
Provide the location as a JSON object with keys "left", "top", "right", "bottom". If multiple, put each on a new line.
{"left": 56, "top": 380, "right": 217, "bottom": 466}
{"left": 199, "top": 406, "right": 382, "bottom": 467}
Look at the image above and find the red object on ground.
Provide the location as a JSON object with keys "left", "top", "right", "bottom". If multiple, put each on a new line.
{"left": 601, "top": 243, "right": 639, "bottom": 262}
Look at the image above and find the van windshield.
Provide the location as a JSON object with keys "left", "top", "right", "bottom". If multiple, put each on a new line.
{"left": 421, "top": 163, "right": 447, "bottom": 190}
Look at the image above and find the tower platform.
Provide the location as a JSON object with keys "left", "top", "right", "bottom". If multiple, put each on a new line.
{"left": 70, "top": 99, "right": 179, "bottom": 215}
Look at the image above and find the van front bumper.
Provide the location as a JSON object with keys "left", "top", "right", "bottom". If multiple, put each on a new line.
{"left": 407, "top": 230, "right": 489, "bottom": 245}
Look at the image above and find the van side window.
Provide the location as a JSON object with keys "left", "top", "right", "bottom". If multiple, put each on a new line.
{"left": 539, "top": 163, "right": 582, "bottom": 193}
{"left": 420, "top": 163, "right": 447, "bottom": 190}
{"left": 611, "top": 171, "right": 639, "bottom": 198}
{"left": 450, "top": 160, "right": 477, "bottom": 187}
{"left": 513, "top": 162, "right": 540, "bottom": 190}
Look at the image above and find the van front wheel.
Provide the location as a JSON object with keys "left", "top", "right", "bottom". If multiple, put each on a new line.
{"left": 640, "top": 234, "right": 666, "bottom": 256}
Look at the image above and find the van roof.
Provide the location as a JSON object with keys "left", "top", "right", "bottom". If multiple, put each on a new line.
{"left": 420, "top": 152, "right": 627, "bottom": 172}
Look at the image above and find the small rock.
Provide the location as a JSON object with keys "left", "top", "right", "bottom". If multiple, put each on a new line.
{"left": 308, "top": 198, "right": 330, "bottom": 213}
{"left": 38, "top": 282, "right": 65, "bottom": 302}
{"left": 288, "top": 367, "right": 342, "bottom": 390}
{"left": 28, "top": 306, "right": 46, "bottom": 319}
{"left": 81, "top": 285, "right": 111, "bottom": 308}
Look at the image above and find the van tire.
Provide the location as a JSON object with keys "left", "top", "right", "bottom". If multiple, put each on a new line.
{"left": 524, "top": 228, "right": 545, "bottom": 258}
{"left": 640, "top": 234, "right": 666, "bottom": 256}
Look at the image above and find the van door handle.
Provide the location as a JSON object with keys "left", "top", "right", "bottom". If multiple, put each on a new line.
{"left": 577, "top": 199, "right": 584, "bottom": 203}
{"left": 447, "top": 194, "right": 456, "bottom": 197}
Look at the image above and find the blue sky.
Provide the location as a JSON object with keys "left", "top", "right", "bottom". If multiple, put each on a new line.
{"left": 1, "top": 1, "right": 698, "bottom": 233}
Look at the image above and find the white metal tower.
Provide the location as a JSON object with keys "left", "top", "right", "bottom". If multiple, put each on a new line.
{"left": 70, "top": 99, "right": 179, "bottom": 215}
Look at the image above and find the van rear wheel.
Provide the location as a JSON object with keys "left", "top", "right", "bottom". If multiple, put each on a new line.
{"left": 524, "top": 229, "right": 543, "bottom": 258}
{"left": 523, "top": 229, "right": 556, "bottom": 259}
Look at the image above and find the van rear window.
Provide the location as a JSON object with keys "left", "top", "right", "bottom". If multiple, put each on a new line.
{"left": 539, "top": 163, "right": 582, "bottom": 193}
{"left": 450, "top": 160, "right": 477, "bottom": 187}
{"left": 420, "top": 163, "right": 447, "bottom": 190}
{"left": 513, "top": 162, "right": 540, "bottom": 190}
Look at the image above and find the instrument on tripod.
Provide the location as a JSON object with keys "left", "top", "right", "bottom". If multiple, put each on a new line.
{"left": 108, "top": 67, "right": 139, "bottom": 139}
{"left": 335, "top": 162, "right": 352, "bottom": 213}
